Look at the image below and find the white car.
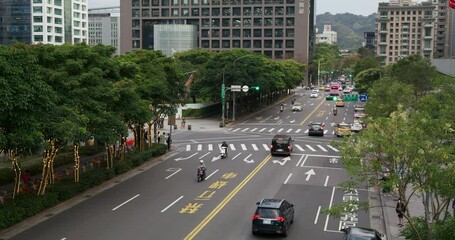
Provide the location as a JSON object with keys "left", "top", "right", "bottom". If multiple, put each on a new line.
{"left": 310, "top": 91, "right": 318, "bottom": 98}
{"left": 351, "top": 121, "right": 363, "bottom": 132}
{"left": 343, "top": 88, "right": 352, "bottom": 94}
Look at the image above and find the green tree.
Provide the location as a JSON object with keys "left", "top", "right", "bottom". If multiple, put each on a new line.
{"left": 354, "top": 67, "right": 382, "bottom": 93}
{"left": 352, "top": 56, "right": 380, "bottom": 79}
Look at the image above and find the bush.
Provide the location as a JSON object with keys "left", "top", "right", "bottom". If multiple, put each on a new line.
{"left": 114, "top": 161, "right": 133, "bottom": 175}
{"left": 0, "top": 168, "right": 15, "bottom": 186}
{"left": 182, "top": 103, "right": 220, "bottom": 118}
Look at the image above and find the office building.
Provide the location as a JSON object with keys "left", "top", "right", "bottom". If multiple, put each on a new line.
{"left": 120, "top": 0, "right": 314, "bottom": 64}
{"left": 376, "top": 0, "right": 435, "bottom": 65}
{"left": 363, "top": 32, "right": 376, "bottom": 53}
{"left": 88, "top": 7, "right": 121, "bottom": 55}
{"left": 0, "top": 0, "right": 87, "bottom": 46}
{"left": 316, "top": 25, "right": 337, "bottom": 44}
{"left": 433, "top": 0, "right": 451, "bottom": 58}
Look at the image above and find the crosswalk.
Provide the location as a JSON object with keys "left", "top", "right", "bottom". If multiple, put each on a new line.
{"left": 227, "top": 127, "right": 338, "bottom": 135}
{"left": 181, "top": 143, "right": 339, "bottom": 153}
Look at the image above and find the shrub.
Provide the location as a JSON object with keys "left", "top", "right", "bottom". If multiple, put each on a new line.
{"left": 114, "top": 161, "right": 133, "bottom": 175}
{"left": 0, "top": 168, "right": 15, "bottom": 186}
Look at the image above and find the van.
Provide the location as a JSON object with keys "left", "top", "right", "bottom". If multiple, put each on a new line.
{"left": 271, "top": 134, "right": 293, "bottom": 156}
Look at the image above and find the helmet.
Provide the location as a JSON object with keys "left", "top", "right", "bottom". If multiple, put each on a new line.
{"left": 200, "top": 160, "right": 204, "bottom": 164}
{"left": 223, "top": 141, "right": 226, "bottom": 145}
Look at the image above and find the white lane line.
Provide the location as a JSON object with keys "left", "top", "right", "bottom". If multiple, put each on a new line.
{"left": 61, "top": 238, "right": 67, "bottom": 240}
{"left": 277, "top": 128, "right": 284, "bottom": 132}
{"left": 229, "top": 144, "right": 236, "bottom": 151}
{"left": 327, "top": 145, "right": 339, "bottom": 152}
{"left": 296, "top": 154, "right": 305, "bottom": 167}
{"left": 232, "top": 128, "right": 241, "bottom": 132}
{"left": 314, "top": 206, "right": 322, "bottom": 224}
{"left": 300, "top": 155, "right": 309, "bottom": 167}
{"left": 262, "top": 144, "right": 270, "bottom": 151}
{"left": 112, "top": 194, "right": 140, "bottom": 211}
{"left": 186, "top": 145, "right": 191, "bottom": 151}
{"left": 205, "top": 169, "right": 219, "bottom": 180}
{"left": 268, "top": 128, "right": 275, "bottom": 132}
{"left": 286, "top": 129, "right": 293, "bottom": 133}
{"left": 295, "top": 144, "right": 305, "bottom": 152}
{"left": 199, "top": 152, "right": 210, "bottom": 159}
{"left": 197, "top": 144, "right": 202, "bottom": 151}
{"left": 306, "top": 144, "right": 316, "bottom": 152}
{"left": 208, "top": 144, "right": 213, "bottom": 151}
{"left": 252, "top": 144, "right": 258, "bottom": 151}
{"left": 317, "top": 145, "right": 328, "bottom": 152}
{"left": 241, "top": 128, "right": 249, "bottom": 132}
{"left": 295, "top": 129, "right": 302, "bottom": 133}
{"left": 227, "top": 128, "right": 233, "bottom": 131}
{"left": 251, "top": 128, "right": 258, "bottom": 132}
{"left": 241, "top": 144, "right": 247, "bottom": 151}
{"left": 324, "top": 175, "right": 330, "bottom": 187}
{"left": 284, "top": 173, "right": 293, "bottom": 184}
{"left": 161, "top": 196, "right": 184, "bottom": 213}
{"left": 232, "top": 153, "right": 242, "bottom": 160}
{"left": 259, "top": 128, "right": 266, "bottom": 132}
{"left": 304, "top": 129, "right": 309, "bottom": 133}
{"left": 165, "top": 169, "right": 182, "bottom": 179}
{"left": 323, "top": 130, "right": 328, "bottom": 134}
{"left": 324, "top": 187, "right": 336, "bottom": 231}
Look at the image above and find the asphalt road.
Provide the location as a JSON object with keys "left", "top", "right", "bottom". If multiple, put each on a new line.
{"left": 6, "top": 87, "right": 371, "bottom": 240}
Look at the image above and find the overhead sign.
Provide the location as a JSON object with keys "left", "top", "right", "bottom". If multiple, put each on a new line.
{"left": 231, "top": 85, "right": 241, "bottom": 92}
{"left": 359, "top": 93, "right": 368, "bottom": 102}
{"left": 343, "top": 94, "right": 358, "bottom": 102}
{"left": 242, "top": 85, "right": 249, "bottom": 92}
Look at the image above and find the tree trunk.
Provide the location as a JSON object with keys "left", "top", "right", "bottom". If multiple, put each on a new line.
{"left": 147, "top": 122, "right": 152, "bottom": 147}
{"left": 73, "top": 144, "right": 80, "bottom": 183}
{"left": 105, "top": 145, "right": 114, "bottom": 169}
{"left": 9, "top": 150, "right": 21, "bottom": 199}
{"left": 38, "top": 140, "right": 59, "bottom": 196}
{"left": 119, "top": 134, "right": 125, "bottom": 161}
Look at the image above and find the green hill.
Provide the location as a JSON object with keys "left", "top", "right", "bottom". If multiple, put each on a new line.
{"left": 316, "top": 12, "right": 377, "bottom": 50}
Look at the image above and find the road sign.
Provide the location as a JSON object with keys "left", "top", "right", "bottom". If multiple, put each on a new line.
{"left": 359, "top": 93, "right": 368, "bottom": 102}
{"left": 343, "top": 94, "right": 359, "bottom": 102}
{"left": 221, "top": 83, "right": 225, "bottom": 99}
{"left": 231, "top": 85, "right": 241, "bottom": 92}
{"left": 242, "top": 85, "right": 249, "bottom": 92}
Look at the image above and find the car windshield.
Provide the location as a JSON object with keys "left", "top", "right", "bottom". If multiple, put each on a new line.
{"left": 311, "top": 124, "right": 322, "bottom": 129}
{"left": 273, "top": 139, "right": 288, "bottom": 145}
{"left": 293, "top": 103, "right": 301, "bottom": 106}
{"left": 256, "top": 208, "right": 280, "bottom": 218}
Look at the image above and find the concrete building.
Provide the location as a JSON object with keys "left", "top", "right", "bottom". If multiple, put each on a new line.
{"left": 0, "top": 0, "right": 87, "bottom": 46}
{"left": 88, "top": 7, "right": 121, "bottom": 55}
{"left": 451, "top": 7, "right": 455, "bottom": 57}
{"left": 120, "top": 0, "right": 314, "bottom": 64}
{"left": 433, "top": 0, "right": 452, "bottom": 58}
{"left": 316, "top": 24, "right": 337, "bottom": 44}
{"left": 376, "top": 0, "right": 436, "bottom": 65}
{"left": 363, "top": 32, "right": 376, "bottom": 53}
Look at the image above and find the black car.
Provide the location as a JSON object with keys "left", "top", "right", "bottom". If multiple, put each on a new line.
{"left": 270, "top": 134, "right": 293, "bottom": 156}
{"left": 252, "top": 199, "right": 295, "bottom": 237}
{"left": 341, "top": 226, "right": 384, "bottom": 240}
{"left": 308, "top": 122, "right": 325, "bottom": 136}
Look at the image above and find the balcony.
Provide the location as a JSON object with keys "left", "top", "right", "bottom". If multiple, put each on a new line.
{"left": 424, "top": 35, "right": 433, "bottom": 39}
{"left": 379, "top": 42, "right": 387, "bottom": 45}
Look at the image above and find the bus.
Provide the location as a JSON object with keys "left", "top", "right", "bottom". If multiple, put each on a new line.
{"left": 329, "top": 83, "right": 341, "bottom": 96}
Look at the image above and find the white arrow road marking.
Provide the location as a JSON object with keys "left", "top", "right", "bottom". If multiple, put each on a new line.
{"left": 165, "top": 168, "right": 182, "bottom": 179}
{"left": 296, "top": 129, "right": 302, "bottom": 133}
{"left": 205, "top": 169, "right": 219, "bottom": 180}
{"left": 252, "top": 144, "right": 258, "bottom": 151}
{"left": 208, "top": 144, "right": 213, "bottom": 151}
{"left": 259, "top": 128, "right": 266, "bottom": 132}
{"left": 197, "top": 144, "right": 202, "bottom": 151}
{"left": 277, "top": 128, "right": 284, "bottom": 132}
{"left": 212, "top": 155, "right": 221, "bottom": 162}
{"left": 286, "top": 128, "right": 293, "bottom": 133}
{"left": 174, "top": 152, "right": 198, "bottom": 161}
{"left": 272, "top": 156, "right": 291, "bottom": 166}
{"left": 244, "top": 154, "right": 254, "bottom": 163}
{"left": 262, "top": 144, "right": 270, "bottom": 151}
{"left": 268, "top": 128, "right": 275, "bottom": 132}
{"left": 305, "top": 169, "right": 316, "bottom": 181}
{"left": 112, "top": 194, "right": 140, "bottom": 211}
{"left": 241, "top": 144, "right": 247, "bottom": 151}
{"left": 161, "top": 196, "right": 184, "bottom": 213}
{"left": 295, "top": 145, "right": 305, "bottom": 152}
{"left": 317, "top": 145, "right": 328, "bottom": 152}
{"left": 186, "top": 145, "right": 191, "bottom": 151}
{"left": 290, "top": 120, "right": 295, "bottom": 123}
{"left": 229, "top": 144, "right": 236, "bottom": 151}
{"left": 241, "top": 128, "right": 249, "bottom": 132}
{"left": 284, "top": 173, "right": 293, "bottom": 184}
{"left": 306, "top": 145, "right": 316, "bottom": 152}
{"left": 199, "top": 152, "right": 210, "bottom": 159}
{"left": 251, "top": 128, "right": 258, "bottom": 132}
{"left": 232, "top": 152, "right": 242, "bottom": 160}
{"left": 327, "top": 145, "right": 339, "bottom": 152}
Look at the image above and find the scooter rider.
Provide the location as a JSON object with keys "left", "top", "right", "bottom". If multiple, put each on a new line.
{"left": 333, "top": 107, "right": 337, "bottom": 115}
{"left": 198, "top": 160, "right": 206, "bottom": 175}
{"left": 280, "top": 103, "right": 284, "bottom": 112}
{"left": 221, "top": 141, "right": 228, "bottom": 155}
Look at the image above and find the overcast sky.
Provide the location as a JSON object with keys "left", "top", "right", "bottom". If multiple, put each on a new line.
{"left": 87, "top": 0, "right": 425, "bottom": 16}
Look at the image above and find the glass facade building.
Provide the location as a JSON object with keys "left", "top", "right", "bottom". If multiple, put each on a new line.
{"left": 0, "top": 0, "right": 32, "bottom": 45}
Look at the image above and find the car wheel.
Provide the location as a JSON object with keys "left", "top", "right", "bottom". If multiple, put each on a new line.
{"left": 252, "top": 230, "right": 257, "bottom": 236}
{"left": 282, "top": 224, "right": 288, "bottom": 237}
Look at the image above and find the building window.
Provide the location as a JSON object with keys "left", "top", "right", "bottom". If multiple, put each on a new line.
{"left": 34, "top": 26, "right": 43, "bottom": 32}
{"left": 286, "top": 18, "right": 294, "bottom": 26}
{"left": 233, "top": 18, "right": 241, "bottom": 27}
{"left": 243, "top": 40, "right": 251, "bottom": 48}
{"left": 55, "top": 27, "right": 62, "bottom": 33}
{"left": 243, "top": 18, "right": 251, "bottom": 27}
{"left": 275, "top": 40, "right": 283, "bottom": 48}
{"left": 275, "top": 29, "right": 283, "bottom": 37}
{"left": 132, "top": 19, "right": 140, "bottom": 27}
{"left": 212, "top": 29, "right": 220, "bottom": 37}
{"left": 152, "top": 0, "right": 160, "bottom": 6}
{"left": 192, "top": 0, "right": 199, "bottom": 5}
{"left": 133, "top": 30, "right": 140, "bottom": 38}
{"left": 243, "top": 7, "right": 251, "bottom": 16}
{"left": 275, "top": 51, "right": 283, "bottom": 59}
{"left": 275, "top": 18, "right": 283, "bottom": 26}
{"left": 192, "top": 8, "right": 199, "bottom": 16}
{"left": 202, "top": 19, "right": 210, "bottom": 27}
{"left": 222, "top": 40, "right": 230, "bottom": 48}
{"left": 33, "top": 16, "right": 43, "bottom": 23}
{"left": 202, "top": 8, "right": 209, "bottom": 16}
{"left": 133, "top": 0, "right": 140, "bottom": 6}
{"left": 172, "top": 0, "right": 179, "bottom": 6}
{"left": 264, "top": 29, "right": 272, "bottom": 37}
{"left": 222, "top": 18, "right": 230, "bottom": 27}
{"left": 286, "top": 6, "right": 294, "bottom": 15}
{"left": 233, "top": 29, "right": 240, "bottom": 37}
{"left": 132, "top": 9, "right": 140, "bottom": 17}
{"left": 286, "top": 29, "right": 294, "bottom": 37}
{"left": 264, "top": 7, "right": 273, "bottom": 15}
{"left": 202, "top": 40, "right": 209, "bottom": 48}
{"left": 222, "top": 7, "right": 230, "bottom": 16}
{"left": 132, "top": 40, "right": 140, "bottom": 48}
{"left": 222, "top": 29, "right": 230, "bottom": 37}
{"left": 233, "top": 40, "right": 241, "bottom": 48}
{"left": 212, "top": 19, "right": 220, "bottom": 27}
{"left": 182, "top": 0, "right": 189, "bottom": 6}
{"left": 253, "top": 40, "right": 261, "bottom": 48}
{"left": 264, "top": 40, "right": 272, "bottom": 48}
{"left": 212, "top": 8, "right": 220, "bottom": 16}
{"left": 142, "top": 9, "right": 150, "bottom": 17}
{"left": 172, "top": 8, "right": 179, "bottom": 16}
{"left": 162, "top": 0, "right": 169, "bottom": 6}
{"left": 253, "top": 18, "right": 262, "bottom": 26}
{"left": 253, "top": 29, "right": 262, "bottom": 37}
{"left": 243, "top": 29, "right": 251, "bottom": 37}
{"left": 212, "top": 40, "right": 220, "bottom": 48}
{"left": 254, "top": 7, "right": 262, "bottom": 15}
{"left": 34, "top": 35, "right": 44, "bottom": 42}
{"left": 33, "top": 0, "right": 43, "bottom": 3}
{"left": 182, "top": 8, "right": 189, "bottom": 16}
{"left": 152, "top": 9, "right": 159, "bottom": 17}
{"left": 33, "top": 7, "right": 43, "bottom": 13}
{"left": 286, "top": 40, "right": 294, "bottom": 48}
{"left": 233, "top": 7, "right": 241, "bottom": 16}
{"left": 202, "top": 0, "right": 209, "bottom": 5}
{"left": 275, "top": 7, "right": 284, "bottom": 15}
{"left": 264, "top": 51, "right": 272, "bottom": 58}
{"left": 201, "top": 29, "right": 209, "bottom": 37}
{"left": 264, "top": 18, "right": 272, "bottom": 26}
{"left": 47, "top": 26, "right": 52, "bottom": 32}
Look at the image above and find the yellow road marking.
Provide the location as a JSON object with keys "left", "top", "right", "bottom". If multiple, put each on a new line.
{"left": 184, "top": 154, "right": 272, "bottom": 240}
{"left": 300, "top": 99, "right": 326, "bottom": 126}
{"left": 316, "top": 110, "right": 326, "bottom": 117}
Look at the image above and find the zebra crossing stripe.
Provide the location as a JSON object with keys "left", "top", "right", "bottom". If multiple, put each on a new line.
{"left": 327, "top": 145, "right": 339, "bottom": 152}
{"left": 252, "top": 144, "right": 258, "bottom": 151}
{"left": 262, "top": 144, "right": 270, "bottom": 151}
{"left": 197, "top": 144, "right": 202, "bottom": 151}
{"left": 251, "top": 128, "right": 257, "bottom": 132}
{"left": 227, "top": 128, "right": 233, "bottom": 131}
{"left": 268, "top": 128, "right": 275, "bottom": 132}
{"left": 317, "top": 145, "right": 328, "bottom": 152}
{"left": 186, "top": 145, "right": 191, "bottom": 151}
{"left": 286, "top": 129, "right": 293, "bottom": 133}
{"left": 295, "top": 129, "right": 302, "bottom": 133}
{"left": 277, "top": 128, "right": 284, "bottom": 132}
{"left": 241, "top": 128, "right": 249, "bottom": 132}
{"left": 324, "top": 130, "right": 328, "bottom": 134}
{"left": 304, "top": 129, "right": 309, "bottom": 133}
{"left": 208, "top": 144, "right": 213, "bottom": 151}
{"left": 229, "top": 144, "right": 236, "bottom": 151}
{"left": 241, "top": 144, "right": 247, "bottom": 151}
{"left": 305, "top": 144, "right": 316, "bottom": 151}
{"left": 295, "top": 144, "right": 305, "bottom": 152}
{"left": 232, "top": 128, "right": 241, "bottom": 132}
{"left": 259, "top": 128, "right": 266, "bottom": 132}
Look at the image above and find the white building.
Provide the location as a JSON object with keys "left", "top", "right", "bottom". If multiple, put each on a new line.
{"left": 64, "top": 0, "right": 88, "bottom": 44}
{"left": 88, "top": 7, "right": 120, "bottom": 55}
{"left": 31, "top": 0, "right": 66, "bottom": 44}
{"left": 316, "top": 25, "right": 337, "bottom": 44}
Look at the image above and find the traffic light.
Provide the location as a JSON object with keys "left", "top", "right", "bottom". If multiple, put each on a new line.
{"left": 349, "top": 74, "right": 353, "bottom": 78}
{"left": 252, "top": 86, "right": 260, "bottom": 91}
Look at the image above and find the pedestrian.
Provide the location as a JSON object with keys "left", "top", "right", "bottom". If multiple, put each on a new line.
{"left": 181, "top": 117, "right": 186, "bottom": 129}
{"left": 21, "top": 170, "right": 31, "bottom": 186}
{"left": 167, "top": 133, "right": 172, "bottom": 151}
{"left": 162, "top": 132, "right": 166, "bottom": 144}
{"left": 157, "top": 131, "right": 161, "bottom": 143}
{"left": 396, "top": 199, "right": 406, "bottom": 227}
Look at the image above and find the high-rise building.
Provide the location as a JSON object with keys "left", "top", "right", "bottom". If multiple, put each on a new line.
{"left": 120, "top": 0, "right": 314, "bottom": 64}
{"left": 316, "top": 25, "right": 337, "bottom": 44}
{"left": 363, "top": 32, "right": 376, "bottom": 54}
{"left": 433, "top": 0, "right": 451, "bottom": 58}
{"left": 376, "top": 0, "right": 436, "bottom": 65}
{"left": 450, "top": 7, "right": 455, "bottom": 57}
{"left": 0, "top": 0, "right": 87, "bottom": 46}
{"left": 88, "top": 7, "right": 121, "bottom": 55}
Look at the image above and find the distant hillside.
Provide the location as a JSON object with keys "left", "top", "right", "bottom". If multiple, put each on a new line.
{"left": 316, "top": 12, "right": 376, "bottom": 50}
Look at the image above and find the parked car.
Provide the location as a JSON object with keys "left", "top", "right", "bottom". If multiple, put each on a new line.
{"left": 291, "top": 102, "right": 302, "bottom": 112}
{"left": 341, "top": 227, "right": 384, "bottom": 240}
{"left": 270, "top": 135, "right": 293, "bottom": 156}
{"left": 308, "top": 122, "right": 324, "bottom": 136}
{"left": 252, "top": 198, "right": 295, "bottom": 237}
{"left": 310, "top": 91, "right": 318, "bottom": 98}
{"left": 334, "top": 122, "right": 351, "bottom": 137}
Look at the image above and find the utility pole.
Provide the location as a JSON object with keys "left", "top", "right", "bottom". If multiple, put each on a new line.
{"left": 317, "top": 59, "right": 321, "bottom": 87}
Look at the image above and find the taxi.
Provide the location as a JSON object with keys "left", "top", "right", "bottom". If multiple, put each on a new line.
{"left": 319, "top": 85, "right": 326, "bottom": 91}
{"left": 335, "top": 122, "right": 351, "bottom": 137}
{"left": 336, "top": 99, "right": 345, "bottom": 107}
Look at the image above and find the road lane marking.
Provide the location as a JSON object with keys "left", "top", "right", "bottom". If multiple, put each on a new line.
{"left": 232, "top": 153, "right": 241, "bottom": 160}
{"left": 317, "top": 145, "right": 328, "bottom": 152}
{"left": 251, "top": 128, "right": 257, "bottom": 132}
{"left": 252, "top": 144, "right": 258, "bottom": 151}
{"left": 314, "top": 206, "right": 321, "bottom": 224}
{"left": 286, "top": 128, "right": 293, "bottom": 133}
{"left": 241, "top": 128, "right": 249, "bottom": 132}
{"left": 324, "top": 175, "right": 330, "bottom": 187}
{"left": 229, "top": 144, "right": 236, "bottom": 151}
{"left": 259, "top": 128, "right": 266, "bottom": 132}
{"left": 295, "top": 129, "right": 302, "bottom": 133}
{"left": 268, "top": 128, "right": 275, "bottom": 132}
{"left": 232, "top": 128, "right": 241, "bottom": 132}
{"left": 199, "top": 152, "right": 210, "bottom": 159}
{"left": 323, "top": 130, "right": 328, "bottom": 134}
{"left": 61, "top": 238, "right": 67, "bottom": 240}
{"left": 241, "top": 144, "right": 247, "bottom": 151}
{"left": 205, "top": 169, "right": 219, "bottom": 180}
{"left": 300, "top": 99, "right": 326, "bottom": 125}
{"left": 184, "top": 155, "right": 272, "bottom": 240}
{"left": 197, "top": 144, "right": 202, "bottom": 151}
{"left": 112, "top": 194, "right": 140, "bottom": 211}
{"left": 284, "top": 173, "right": 293, "bottom": 184}
{"left": 296, "top": 154, "right": 306, "bottom": 167}
{"left": 277, "top": 128, "right": 284, "bottom": 132}
{"left": 327, "top": 145, "right": 339, "bottom": 152}
{"left": 300, "top": 155, "right": 309, "bottom": 167}
{"left": 208, "top": 144, "right": 213, "bottom": 151}
{"left": 161, "top": 196, "right": 184, "bottom": 213}
{"left": 295, "top": 144, "right": 305, "bottom": 152}
{"left": 165, "top": 168, "right": 182, "bottom": 179}
{"left": 186, "top": 145, "right": 191, "bottom": 151}
{"left": 324, "top": 187, "right": 336, "bottom": 232}
{"left": 262, "top": 144, "right": 270, "bottom": 151}
{"left": 304, "top": 129, "right": 309, "bottom": 133}
{"left": 306, "top": 144, "right": 316, "bottom": 152}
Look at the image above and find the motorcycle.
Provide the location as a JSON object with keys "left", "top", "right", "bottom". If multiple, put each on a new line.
{"left": 220, "top": 146, "right": 228, "bottom": 159}
{"left": 333, "top": 108, "right": 337, "bottom": 116}
{"left": 197, "top": 167, "right": 206, "bottom": 182}
{"left": 280, "top": 105, "right": 284, "bottom": 112}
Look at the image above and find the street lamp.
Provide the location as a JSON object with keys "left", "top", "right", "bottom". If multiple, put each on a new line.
{"left": 231, "top": 55, "right": 252, "bottom": 122}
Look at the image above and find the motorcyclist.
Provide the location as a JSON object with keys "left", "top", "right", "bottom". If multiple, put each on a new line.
{"left": 333, "top": 107, "right": 337, "bottom": 115}
{"left": 280, "top": 104, "right": 284, "bottom": 112}
{"left": 221, "top": 141, "right": 228, "bottom": 155}
{"left": 198, "top": 160, "right": 206, "bottom": 175}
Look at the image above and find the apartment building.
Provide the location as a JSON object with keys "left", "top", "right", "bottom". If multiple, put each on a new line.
{"left": 433, "top": 0, "right": 452, "bottom": 58}
{"left": 376, "top": 0, "right": 436, "bottom": 65}
{"left": 316, "top": 24, "right": 337, "bottom": 44}
{"left": 0, "top": 0, "right": 87, "bottom": 46}
{"left": 120, "top": 0, "right": 314, "bottom": 64}
{"left": 88, "top": 7, "right": 121, "bottom": 55}
{"left": 363, "top": 32, "right": 376, "bottom": 53}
